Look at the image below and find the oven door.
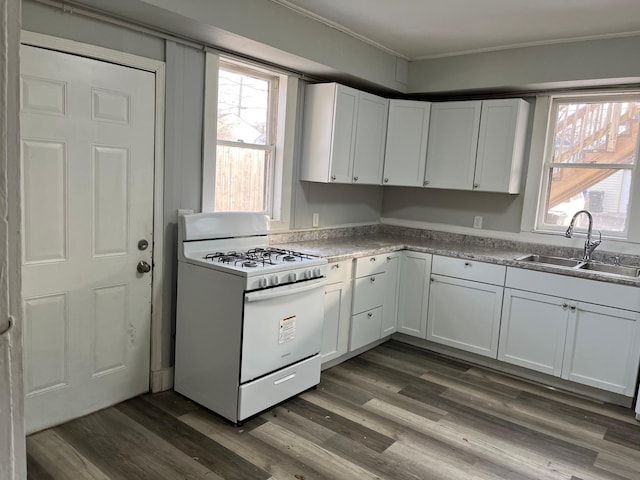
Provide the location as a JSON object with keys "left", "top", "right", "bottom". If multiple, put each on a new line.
{"left": 240, "top": 277, "right": 326, "bottom": 383}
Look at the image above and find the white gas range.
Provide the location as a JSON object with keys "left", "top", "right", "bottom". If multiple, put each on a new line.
{"left": 174, "top": 212, "right": 327, "bottom": 424}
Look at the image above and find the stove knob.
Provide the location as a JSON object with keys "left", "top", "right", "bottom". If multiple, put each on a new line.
{"left": 271, "top": 275, "right": 279, "bottom": 286}
{"left": 304, "top": 270, "right": 312, "bottom": 279}
{"left": 313, "top": 268, "right": 322, "bottom": 277}
{"left": 289, "top": 272, "right": 297, "bottom": 282}
{"left": 258, "top": 277, "right": 268, "bottom": 289}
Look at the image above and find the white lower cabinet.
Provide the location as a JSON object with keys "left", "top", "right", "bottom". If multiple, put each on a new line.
{"left": 351, "top": 307, "right": 383, "bottom": 351}
{"left": 397, "top": 251, "right": 432, "bottom": 338}
{"left": 350, "top": 252, "right": 402, "bottom": 351}
{"left": 498, "top": 289, "right": 568, "bottom": 376}
{"left": 427, "top": 275, "right": 504, "bottom": 358}
{"left": 382, "top": 252, "right": 402, "bottom": 336}
{"left": 563, "top": 302, "right": 640, "bottom": 396}
{"left": 426, "top": 256, "right": 505, "bottom": 358}
{"left": 500, "top": 267, "right": 640, "bottom": 396}
{"left": 321, "top": 260, "right": 352, "bottom": 365}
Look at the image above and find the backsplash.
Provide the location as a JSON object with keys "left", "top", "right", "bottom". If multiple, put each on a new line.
{"left": 271, "top": 224, "right": 640, "bottom": 267}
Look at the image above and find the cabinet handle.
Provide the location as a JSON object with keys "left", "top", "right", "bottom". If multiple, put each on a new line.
{"left": 331, "top": 175, "right": 336, "bottom": 181}
{"left": 473, "top": 183, "right": 479, "bottom": 189}
{"left": 562, "top": 303, "right": 569, "bottom": 309}
{"left": 387, "top": 256, "right": 391, "bottom": 261}
{"left": 367, "top": 312, "right": 373, "bottom": 318}
{"left": 430, "top": 277, "right": 434, "bottom": 282}
{"left": 464, "top": 262, "right": 472, "bottom": 267}
{"left": 353, "top": 176, "right": 359, "bottom": 182}
{"left": 370, "top": 277, "right": 376, "bottom": 283}
{"left": 331, "top": 263, "right": 340, "bottom": 269}
{"left": 384, "top": 178, "right": 389, "bottom": 183}
{"left": 570, "top": 305, "right": 577, "bottom": 311}
{"left": 370, "top": 257, "right": 376, "bottom": 262}
{"left": 423, "top": 180, "right": 430, "bottom": 186}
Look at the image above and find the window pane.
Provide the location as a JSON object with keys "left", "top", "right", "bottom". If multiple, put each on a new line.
{"left": 217, "top": 68, "right": 269, "bottom": 145}
{"left": 552, "top": 101, "right": 640, "bottom": 165}
{"left": 543, "top": 167, "right": 631, "bottom": 232}
{"left": 214, "top": 145, "right": 270, "bottom": 212}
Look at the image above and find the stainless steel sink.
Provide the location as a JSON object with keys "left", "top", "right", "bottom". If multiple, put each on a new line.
{"left": 515, "top": 254, "right": 584, "bottom": 268}
{"left": 578, "top": 262, "right": 640, "bottom": 277}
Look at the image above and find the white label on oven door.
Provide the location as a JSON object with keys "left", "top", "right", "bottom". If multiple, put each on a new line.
{"left": 279, "top": 315, "right": 296, "bottom": 344}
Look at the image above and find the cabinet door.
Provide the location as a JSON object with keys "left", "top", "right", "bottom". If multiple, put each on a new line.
{"left": 383, "top": 100, "right": 431, "bottom": 186}
{"left": 352, "top": 92, "right": 388, "bottom": 184}
{"left": 424, "top": 101, "right": 481, "bottom": 190}
{"left": 498, "top": 289, "right": 568, "bottom": 376}
{"left": 381, "top": 253, "right": 401, "bottom": 336}
{"left": 350, "top": 307, "right": 383, "bottom": 351}
{"left": 300, "top": 83, "right": 357, "bottom": 183}
{"left": 474, "top": 99, "right": 529, "bottom": 193}
{"left": 397, "top": 251, "right": 431, "bottom": 338}
{"left": 562, "top": 302, "right": 640, "bottom": 396}
{"left": 330, "top": 85, "right": 359, "bottom": 182}
{"left": 321, "top": 279, "right": 352, "bottom": 365}
{"left": 427, "top": 275, "right": 503, "bottom": 358}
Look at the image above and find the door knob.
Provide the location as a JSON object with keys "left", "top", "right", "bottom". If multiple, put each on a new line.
{"left": 137, "top": 260, "right": 151, "bottom": 274}
{"left": 138, "top": 239, "right": 149, "bottom": 251}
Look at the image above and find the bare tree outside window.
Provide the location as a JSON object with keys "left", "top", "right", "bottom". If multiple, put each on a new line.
{"left": 214, "top": 64, "right": 277, "bottom": 213}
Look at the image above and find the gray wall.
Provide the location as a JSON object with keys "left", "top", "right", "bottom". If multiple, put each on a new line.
{"left": 22, "top": 0, "right": 164, "bottom": 61}
{"left": 408, "top": 35, "right": 640, "bottom": 94}
{"left": 293, "top": 182, "right": 383, "bottom": 229}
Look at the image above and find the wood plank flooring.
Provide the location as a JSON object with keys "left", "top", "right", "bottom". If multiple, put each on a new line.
{"left": 26, "top": 341, "right": 640, "bottom": 479}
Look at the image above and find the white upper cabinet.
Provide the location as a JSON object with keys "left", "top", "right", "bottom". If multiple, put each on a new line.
{"left": 475, "top": 99, "right": 530, "bottom": 193}
{"left": 353, "top": 92, "right": 389, "bottom": 184}
{"left": 424, "top": 101, "right": 481, "bottom": 190}
{"left": 300, "top": 83, "right": 388, "bottom": 185}
{"left": 382, "top": 100, "right": 431, "bottom": 187}
{"left": 424, "top": 99, "right": 529, "bottom": 193}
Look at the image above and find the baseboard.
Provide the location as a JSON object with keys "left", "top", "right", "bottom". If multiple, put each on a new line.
{"left": 150, "top": 367, "right": 174, "bottom": 393}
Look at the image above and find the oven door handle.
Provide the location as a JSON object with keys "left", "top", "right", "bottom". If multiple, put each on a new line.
{"left": 245, "top": 278, "right": 327, "bottom": 302}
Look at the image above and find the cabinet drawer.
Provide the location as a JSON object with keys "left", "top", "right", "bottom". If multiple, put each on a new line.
{"left": 355, "top": 253, "right": 388, "bottom": 277}
{"left": 432, "top": 255, "right": 505, "bottom": 285}
{"left": 352, "top": 273, "right": 385, "bottom": 313}
{"left": 238, "top": 355, "right": 321, "bottom": 421}
{"left": 326, "top": 260, "right": 350, "bottom": 284}
{"left": 350, "top": 306, "right": 383, "bottom": 351}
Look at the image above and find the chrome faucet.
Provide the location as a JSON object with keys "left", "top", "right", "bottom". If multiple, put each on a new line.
{"left": 565, "top": 210, "right": 602, "bottom": 261}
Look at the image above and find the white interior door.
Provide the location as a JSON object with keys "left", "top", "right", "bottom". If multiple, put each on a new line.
{"left": 20, "top": 45, "right": 155, "bottom": 434}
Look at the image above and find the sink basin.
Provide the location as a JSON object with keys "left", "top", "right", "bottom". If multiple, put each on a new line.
{"left": 515, "top": 254, "right": 584, "bottom": 268}
{"left": 578, "top": 262, "right": 640, "bottom": 277}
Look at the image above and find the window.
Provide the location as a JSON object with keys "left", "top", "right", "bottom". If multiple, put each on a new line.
{"left": 536, "top": 95, "right": 640, "bottom": 237}
{"left": 203, "top": 53, "right": 297, "bottom": 227}
{"left": 214, "top": 62, "right": 276, "bottom": 213}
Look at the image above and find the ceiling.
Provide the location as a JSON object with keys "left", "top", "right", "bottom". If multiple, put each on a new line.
{"left": 270, "top": 0, "right": 640, "bottom": 60}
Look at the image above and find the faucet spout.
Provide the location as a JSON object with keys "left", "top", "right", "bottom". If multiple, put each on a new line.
{"left": 565, "top": 210, "right": 601, "bottom": 261}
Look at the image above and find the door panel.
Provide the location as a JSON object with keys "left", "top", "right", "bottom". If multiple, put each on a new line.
{"left": 20, "top": 45, "right": 155, "bottom": 434}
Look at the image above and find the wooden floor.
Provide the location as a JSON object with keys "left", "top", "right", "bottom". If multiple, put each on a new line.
{"left": 26, "top": 341, "right": 640, "bottom": 480}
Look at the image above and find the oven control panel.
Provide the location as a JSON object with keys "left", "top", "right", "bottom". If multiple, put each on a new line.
{"left": 247, "top": 263, "right": 327, "bottom": 291}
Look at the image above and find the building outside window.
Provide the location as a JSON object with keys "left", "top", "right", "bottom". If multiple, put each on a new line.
{"left": 536, "top": 95, "right": 640, "bottom": 238}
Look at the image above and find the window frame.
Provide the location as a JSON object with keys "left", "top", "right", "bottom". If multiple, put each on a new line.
{"left": 523, "top": 91, "right": 640, "bottom": 243}
{"left": 202, "top": 52, "right": 297, "bottom": 229}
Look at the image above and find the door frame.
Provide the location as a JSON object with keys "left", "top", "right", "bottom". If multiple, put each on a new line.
{"left": 20, "top": 30, "right": 167, "bottom": 391}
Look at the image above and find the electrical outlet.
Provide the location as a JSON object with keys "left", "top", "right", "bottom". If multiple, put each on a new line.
{"left": 473, "top": 216, "right": 483, "bottom": 229}
{"left": 312, "top": 213, "right": 319, "bottom": 227}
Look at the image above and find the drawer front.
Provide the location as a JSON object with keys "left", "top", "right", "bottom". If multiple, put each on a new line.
{"left": 355, "top": 253, "right": 388, "bottom": 277}
{"left": 432, "top": 255, "right": 505, "bottom": 285}
{"left": 238, "top": 355, "right": 321, "bottom": 421}
{"left": 327, "top": 260, "right": 350, "bottom": 284}
{"left": 350, "top": 306, "right": 383, "bottom": 351}
{"left": 352, "top": 272, "right": 385, "bottom": 313}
